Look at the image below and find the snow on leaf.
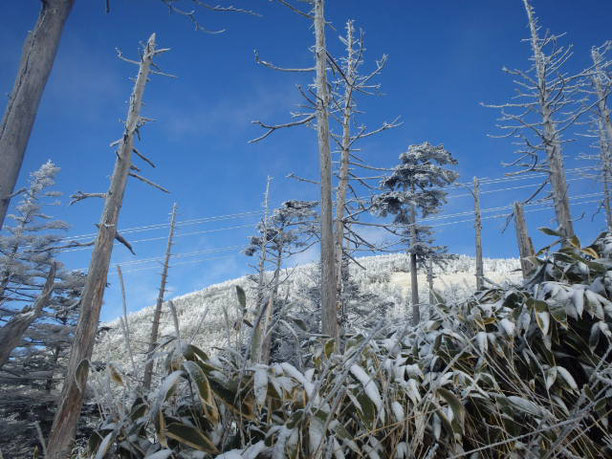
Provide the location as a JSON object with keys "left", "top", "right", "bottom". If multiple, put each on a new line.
{"left": 507, "top": 396, "right": 541, "bottom": 417}
{"left": 476, "top": 332, "right": 488, "bottom": 354}
{"left": 308, "top": 417, "right": 325, "bottom": 454}
{"left": 571, "top": 288, "right": 584, "bottom": 318}
{"left": 499, "top": 318, "right": 515, "bottom": 337}
{"left": 556, "top": 366, "right": 578, "bottom": 391}
{"left": 536, "top": 311, "right": 550, "bottom": 336}
{"left": 350, "top": 364, "right": 383, "bottom": 413}
{"left": 391, "top": 401, "right": 405, "bottom": 422}
{"left": 253, "top": 365, "right": 268, "bottom": 409}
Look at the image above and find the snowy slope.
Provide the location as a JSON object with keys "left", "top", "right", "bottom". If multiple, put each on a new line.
{"left": 93, "top": 253, "right": 521, "bottom": 366}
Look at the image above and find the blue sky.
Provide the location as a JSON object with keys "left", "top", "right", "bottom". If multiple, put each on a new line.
{"left": 1, "top": 0, "right": 609, "bottom": 321}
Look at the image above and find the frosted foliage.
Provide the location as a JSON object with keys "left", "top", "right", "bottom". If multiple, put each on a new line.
{"left": 93, "top": 253, "right": 521, "bottom": 371}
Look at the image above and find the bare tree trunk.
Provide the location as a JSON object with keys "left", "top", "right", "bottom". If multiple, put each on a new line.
{"left": 261, "top": 253, "right": 283, "bottom": 364}
{"left": 513, "top": 201, "right": 535, "bottom": 279}
{"left": 592, "top": 48, "right": 612, "bottom": 231}
{"left": 334, "top": 22, "right": 356, "bottom": 330}
{"left": 250, "top": 177, "right": 271, "bottom": 363}
{"left": 409, "top": 203, "right": 420, "bottom": 326}
{"left": 47, "top": 34, "right": 158, "bottom": 458}
{"left": 0, "top": 0, "right": 74, "bottom": 231}
{"left": 314, "top": 0, "right": 338, "bottom": 342}
{"left": 143, "top": 202, "right": 177, "bottom": 390}
{"left": 0, "top": 263, "right": 56, "bottom": 368}
{"left": 523, "top": 0, "right": 574, "bottom": 240}
{"left": 473, "top": 177, "right": 484, "bottom": 290}
{"left": 426, "top": 258, "right": 434, "bottom": 304}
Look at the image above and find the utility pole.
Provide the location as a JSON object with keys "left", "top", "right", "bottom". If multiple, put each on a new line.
{"left": 143, "top": 202, "right": 178, "bottom": 390}
{"left": 473, "top": 177, "right": 484, "bottom": 290}
{"left": 513, "top": 201, "right": 535, "bottom": 279}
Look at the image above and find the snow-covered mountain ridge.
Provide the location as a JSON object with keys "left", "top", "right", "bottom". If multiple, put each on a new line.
{"left": 94, "top": 253, "right": 521, "bottom": 366}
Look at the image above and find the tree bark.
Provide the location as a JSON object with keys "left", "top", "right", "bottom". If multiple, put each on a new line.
{"left": 334, "top": 21, "right": 356, "bottom": 333}
{"left": 592, "top": 48, "right": 612, "bottom": 231}
{"left": 47, "top": 34, "right": 157, "bottom": 458}
{"left": 409, "top": 203, "right": 420, "bottom": 326}
{"left": 143, "top": 202, "right": 177, "bottom": 390}
{"left": 513, "top": 201, "right": 535, "bottom": 279}
{"left": 0, "top": 263, "right": 56, "bottom": 368}
{"left": 0, "top": 0, "right": 75, "bottom": 231}
{"left": 313, "top": 0, "right": 338, "bottom": 342}
{"left": 523, "top": 0, "right": 574, "bottom": 240}
{"left": 426, "top": 258, "right": 434, "bottom": 304}
{"left": 473, "top": 177, "right": 484, "bottom": 290}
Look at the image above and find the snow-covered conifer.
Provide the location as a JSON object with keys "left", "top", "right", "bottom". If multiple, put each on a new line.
{"left": 371, "top": 142, "right": 458, "bottom": 325}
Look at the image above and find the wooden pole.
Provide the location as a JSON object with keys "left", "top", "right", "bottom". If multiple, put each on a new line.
{"left": 0, "top": 0, "right": 75, "bottom": 230}
{"left": 473, "top": 177, "right": 484, "bottom": 290}
{"left": 513, "top": 201, "right": 535, "bottom": 279}
{"left": 143, "top": 202, "right": 178, "bottom": 390}
{"left": 314, "top": 0, "right": 338, "bottom": 343}
{"left": 47, "top": 34, "right": 158, "bottom": 458}
{"left": 409, "top": 203, "right": 420, "bottom": 326}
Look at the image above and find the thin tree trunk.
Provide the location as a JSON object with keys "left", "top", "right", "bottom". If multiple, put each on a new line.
{"left": 143, "top": 202, "right": 177, "bottom": 390}
{"left": 261, "top": 252, "right": 282, "bottom": 364}
{"left": 0, "top": 263, "right": 56, "bottom": 368}
{"left": 523, "top": 0, "right": 574, "bottom": 240}
{"left": 426, "top": 258, "right": 434, "bottom": 304}
{"left": 473, "top": 177, "right": 484, "bottom": 290}
{"left": 314, "top": 0, "right": 338, "bottom": 342}
{"left": 250, "top": 178, "right": 271, "bottom": 363}
{"left": 409, "top": 203, "right": 420, "bottom": 326}
{"left": 334, "top": 21, "right": 356, "bottom": 331}
{"left": 47, "top": 34, "right": 157, "bottom": 458}
{"left": 0, "top": 0, "right": 74, "bottom": 231}
{"left": 592, "top": 48, "right": 612, "bottom": 231}
{"left": 513, "top": 201, "right": 535, "bottom": 279}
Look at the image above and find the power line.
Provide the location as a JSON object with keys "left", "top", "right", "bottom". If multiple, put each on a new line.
{"left": 58, "top": 166, "right": 599, "bottom": 244}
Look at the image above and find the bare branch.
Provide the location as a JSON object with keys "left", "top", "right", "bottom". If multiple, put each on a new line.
{"left": 128, "top": 172, "right": 170, "bottom": 194}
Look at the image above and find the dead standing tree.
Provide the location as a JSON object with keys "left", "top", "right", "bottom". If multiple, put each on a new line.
{"left": 0, "top": 0, "right": 75, "bottom": 231}
{"left": 142, "top": 202, "right": 178, "bottom": 390}
{"left": 329, "top": 20, "right": 400, "bottom": 326}
{"left": 47, "top": 34, "right": 171, "bottom": 458}
{"left": 579, "top": 43, "right": 612, "bottom": 230}
{"left": 250, "top": 0, "right": 338, "bottom": 342}
{"left": 484, "top": 0, "right": 595, "bottom": 241}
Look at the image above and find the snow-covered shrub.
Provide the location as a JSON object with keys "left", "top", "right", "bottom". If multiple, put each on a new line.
{"left": 89, "top": 232, "right": 611, "bottom": 457}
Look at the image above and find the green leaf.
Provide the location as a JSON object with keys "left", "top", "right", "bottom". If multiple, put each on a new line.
{"left": 94, "top": 431, "right": 115, "bottom": 459}
{"left": 235, "top": 285, "right": 247, "bottom": 311}
{"left": 438, "top": 387, "right": 465, "bottom": 433}
{"left": 182, "top": 361, "right": 218, "bottom": 421}
{"left": 150, "top": 370, "right": 183, "bottom": 429}
{"left": 166, "top": 422, "right": 218, "bottom": 453}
